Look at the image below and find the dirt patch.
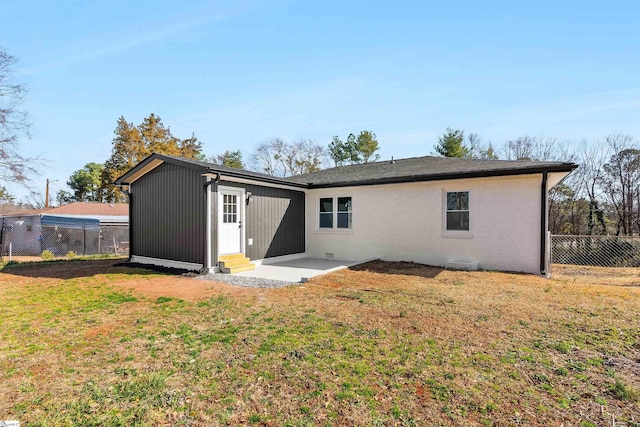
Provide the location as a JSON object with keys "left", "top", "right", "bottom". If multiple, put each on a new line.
{"left": 1, "top": 258, "right": 267, "bottom": 301}
{"left": 1, "top": 258, "right": 130, "bottom": 279}
{"left": 110, "top": 275, "right": 263, "bottom": 301}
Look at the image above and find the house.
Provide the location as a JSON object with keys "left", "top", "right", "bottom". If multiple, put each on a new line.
{"left": 0, "top": 202, "right": 129, "bottom": 256}
{"left": 116, "top": 153, "right": 576, "bottom": 276}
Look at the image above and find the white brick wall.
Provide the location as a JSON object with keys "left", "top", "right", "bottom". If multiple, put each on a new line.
{"left": 304, "top": 172, "right": 566, "bottom": 275}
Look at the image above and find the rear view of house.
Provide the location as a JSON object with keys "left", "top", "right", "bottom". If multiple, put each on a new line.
{"left": 116, "top": 154, "right": 576, "bottom": 276}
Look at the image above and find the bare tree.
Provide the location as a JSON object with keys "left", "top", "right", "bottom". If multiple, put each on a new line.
{"left": 502, "top": 137, "right": 585, "bottom": 235}
{"left": 252, "top": 138, "right": 286, "bottom": 177}
{"left": 0, "top": 48, "right": 39, "bottom": 185}
{"left": 251, "top": 138, "right": 326, "bottom": 177}
{"left": 548, "top": 182, "right": 589, "bottom": 235}
{"left": 465, "top": 133, "right": 498, "bottom": 159}
{"left": 502, "top": 136, "right": 570, "bottom": 161}
{"left": 283, "top": 139, "right": 327, "bottom": 176}
{"left": 573, "top": 142, "right": 610, "bottom": 235}
{"left": 601, "top": 134, "right": 640, "bottom": 235}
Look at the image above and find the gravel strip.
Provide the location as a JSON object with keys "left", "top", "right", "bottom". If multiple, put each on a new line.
{"left": 194, "top": 272, "right": 296, "bottom": 288}
{"left": 123, "top": 261, "right": 297, "bottom": 288}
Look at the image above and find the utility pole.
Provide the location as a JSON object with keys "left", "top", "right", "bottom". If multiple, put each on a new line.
{"left": 45, "top": 179, "right": 50, "bottom": 208}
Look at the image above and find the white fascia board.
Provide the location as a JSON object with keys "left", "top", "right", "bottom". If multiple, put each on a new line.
{"left": 121, "top": 159, "right": 164, "bottom": 185}
{"left": 546, "top": 170, "right": 573, "bottom": 189}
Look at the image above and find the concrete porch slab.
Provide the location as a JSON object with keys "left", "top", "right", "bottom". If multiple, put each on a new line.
{"left": 234, "top": 258, "right": 361, "bottom": 283}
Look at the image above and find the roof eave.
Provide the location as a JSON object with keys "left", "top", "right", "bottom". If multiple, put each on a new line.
{"left": 219, "top": 169, "right": 308, "bottom": 188}
{"left": 307, "top": 164, "right": 578, "bottom": 189}
{"left": 116, "top": 153, "right": 211, "bottom": 186}
{"left": 116, "top": 153, "right": 308, "bottom": 188}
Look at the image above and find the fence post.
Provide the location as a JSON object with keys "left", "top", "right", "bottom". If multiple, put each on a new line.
{"left": 0, "top": 217, "right": 4, "bottom": 261}
{"left": 83, "top": 226, "right": 86, "bottom": 256}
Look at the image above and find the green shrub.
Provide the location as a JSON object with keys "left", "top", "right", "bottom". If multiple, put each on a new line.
{"left": 40, "top": 250, "right": 55, "bottom": 260}
{"left": 66, "top": 251, "right": 77, "bottom": 259}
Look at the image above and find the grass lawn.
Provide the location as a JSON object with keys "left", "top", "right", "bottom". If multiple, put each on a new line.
{"left": 0, "top": 259, "right": 639, "bottom": 426}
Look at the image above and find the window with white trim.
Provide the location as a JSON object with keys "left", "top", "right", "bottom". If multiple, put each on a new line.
{"left": 445, "top": 191, "right": 469, "bottom": 231}
{"left": 318, "top": 196, "right": 352, "bottom": 229}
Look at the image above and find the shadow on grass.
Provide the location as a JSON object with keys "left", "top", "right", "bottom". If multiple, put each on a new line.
{"left": 0, "top": 258, "right": 189, "bottom": 280}
{"left": 349, "top": 260, "right": 445, "bottom": 279}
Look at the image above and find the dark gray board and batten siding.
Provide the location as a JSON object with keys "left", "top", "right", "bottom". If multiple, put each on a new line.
{"left": 131, "top": 162, "right": 206, "bottom": 265}
{"left": 217, "top": 181, "right": 305, "bottom": 261}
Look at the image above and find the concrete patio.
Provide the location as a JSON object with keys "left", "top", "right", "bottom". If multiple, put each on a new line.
{"left": 234, "top": 257, "right": 362, "bottom": 283}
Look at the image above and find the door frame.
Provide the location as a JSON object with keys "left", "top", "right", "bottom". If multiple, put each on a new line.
{"left": 217, "top": 185, "right": 246, "bottom": 257}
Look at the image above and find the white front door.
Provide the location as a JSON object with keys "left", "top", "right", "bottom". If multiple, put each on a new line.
{"left": 218, "top": 187, "right": 243, "bottom": 255}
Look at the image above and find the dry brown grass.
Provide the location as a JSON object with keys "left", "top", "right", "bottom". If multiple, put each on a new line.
{"left": 0, "top": 259, "right": 638, "bottom": 426}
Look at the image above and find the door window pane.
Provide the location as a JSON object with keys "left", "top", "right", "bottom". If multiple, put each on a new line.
{"left": 223, "top": 194, "right": 238, "bottom": 223}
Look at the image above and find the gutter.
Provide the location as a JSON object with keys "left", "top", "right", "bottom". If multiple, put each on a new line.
{"left": 540, "top": 171, "right": 548, "bottom": 276}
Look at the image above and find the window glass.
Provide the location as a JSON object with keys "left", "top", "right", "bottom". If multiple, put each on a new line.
{"left": 337, "top": 197, "right": 352, "bottom": 229}
{"left": 447, "top": 192, "right": 469, "bottom": 211}
{"left": 223, "top": 194, "right": 238, "bottom": 223}
{"left": 446, "top": 191, "right": 469, "bottom": 231}
{"left": 319, "top": 198, "right": 333, "bottom": 228}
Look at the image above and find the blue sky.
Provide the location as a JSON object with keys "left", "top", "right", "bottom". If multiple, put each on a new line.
{"left": 1, "top": 0, "right": 639, "bottom": 202}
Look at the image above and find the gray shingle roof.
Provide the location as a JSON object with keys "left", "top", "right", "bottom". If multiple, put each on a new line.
{"left": 116, "top": 153, "right": 307, "bottom": 187}
{"left": 285, "top": 156, "right": 577, "bottom": 188}
{"left": 118, "top": 153, "right": 577, "bottom": 189}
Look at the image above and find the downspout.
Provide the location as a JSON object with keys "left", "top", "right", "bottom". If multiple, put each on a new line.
{"left": 214, "top": 174, "right": 220, "bottom": 271}
{"left": 120, "top": 186, "right": 132, "bottom": 262}
{"left": 540, "top": 171, "right": 548, "bottom": 276}
{"left": 203, "top": 172, "right": 220, "bottom": 273}
{"left": 205, "top": 177, "right": 213, "bottom": 272}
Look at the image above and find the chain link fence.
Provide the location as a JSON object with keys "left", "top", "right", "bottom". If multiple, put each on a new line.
{"left": 0, "top": 216, "right": 129, "bottom": 259}
{"left": 552, "top": 235, "right": 640, "bottom": 267}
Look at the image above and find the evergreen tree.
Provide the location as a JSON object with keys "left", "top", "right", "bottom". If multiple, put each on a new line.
{"left": 101, "top": 114, "right": 203, "bottom": 202}
{"left": 329, "top": 136, "right": 349, "bottom": 166}
{"left": 212, "top": 150, "right": 245, "bottom": 169}
{"left": 67, "top": 162, "right": 104, "bottom": 202}
{"left": 329, "top": 131, "right": 380, "bottom": 166}
{"left": 435, "top": 128, "right": 468, "bottom": 157}
{"left": 355, "top": 130, "right": 380, "bottom": 163}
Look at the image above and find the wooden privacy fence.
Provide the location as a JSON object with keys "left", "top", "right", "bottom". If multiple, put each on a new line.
{"left": 551, "top": 235, "right": 640, "bottom": 267}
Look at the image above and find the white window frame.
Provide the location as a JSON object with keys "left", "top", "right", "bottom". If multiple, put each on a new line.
{"left": 316, "top": 195, "right": 353, "bottom": 233}
{"left": 442, "top": 189, "right": 472, "bottom": 238}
